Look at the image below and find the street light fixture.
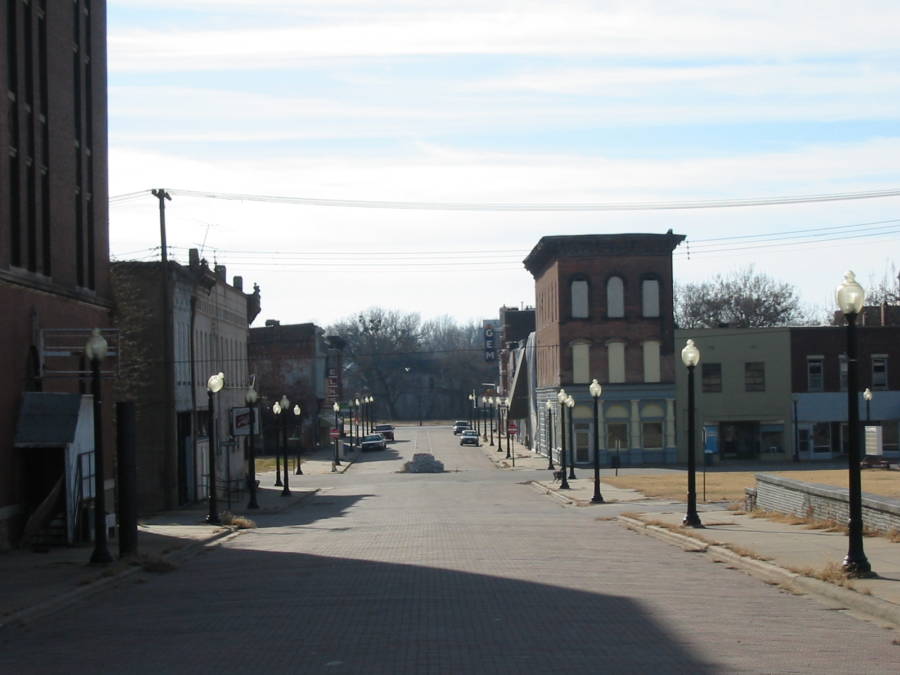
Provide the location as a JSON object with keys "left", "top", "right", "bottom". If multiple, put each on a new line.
{"left": 481, "top": 395, "right": 488, "bottom": 441}
{"left": 565, "top": 395, "right": 576, "bottom": 479}
{"left": 85, "top": 329, "right": 113, "bottom": 563}
{"left": 589, "top": 379, "right": 604, "bottom": 504}
{"left": 836, "top": 271, "right": 873, "bottom": 577}
{"left": 355, "top": 397, "right": 361, "bottom": 445}
{"left": 206, "top": 371, "right": 225, "bottom": 525}
{"left": 863, "top": 387, "right": 873, "bottom": 423}
{"left": 293, "top": 404, "right": 303, "bottom": 475}
{"left": 545, "top": 400, "right": 555, "bottom": 470}
{"left": 274, "top": 395, "right": 291, "bottom": 496}
{"left": 556, "top": 389, "right": 570, "bottom": 489}
{"left": 245, "top": 385, "right": 259, "bottom": 509}
{"left": 332, "top": 402, "right": 341, "bottom": 470}
{"left": 681, "top": 339, "right": 703, "bottom": 528}
{"left": 488, "top": 396, "right": 497, "bottom": 448}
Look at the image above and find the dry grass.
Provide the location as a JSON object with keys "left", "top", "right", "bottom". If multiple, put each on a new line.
{"left": 221, "top": 512, "right": 256, "bottom": 529}
{"left": 887, "top": 529, "right": 900, "bottom": 543}
{"left": 255, "top": 456, "right": 304, "bottom": 473}
{"left": 603, "top": 468, "right": 900, "bottom": 504}
{"left": 789, "top": 561, "right": 867, "bottom": 591}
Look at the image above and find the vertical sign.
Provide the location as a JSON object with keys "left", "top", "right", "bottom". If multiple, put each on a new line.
{"left": 483, "top": 320, "right": 498, "bottom": 362}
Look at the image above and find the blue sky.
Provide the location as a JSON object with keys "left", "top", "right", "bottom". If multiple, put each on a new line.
{"left": 107, "top": 1, "right": 900, "bottom": 326}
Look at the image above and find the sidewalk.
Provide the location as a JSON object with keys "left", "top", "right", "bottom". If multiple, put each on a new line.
{"left": 0, "top": 444, "right": 357, "bottom": 629}
{"left": 479, "top": 441, "right": 900, "bottom": 628}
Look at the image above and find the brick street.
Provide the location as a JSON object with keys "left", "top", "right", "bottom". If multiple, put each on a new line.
{"left": 1, "top": 425, "right": 897, "bottom": 674}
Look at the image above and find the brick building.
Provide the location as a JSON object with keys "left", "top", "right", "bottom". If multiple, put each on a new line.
{"left": 523, "top": 232, "right": 685, "bottom": 466}
{"left": 248, "top": 322, "right": 344, "bottom": 455}
{"left": 1, "top": 2, "right": 111, "bottom": 547}
{"left": 111, "top": 252, "right": 261, "bottom": 513}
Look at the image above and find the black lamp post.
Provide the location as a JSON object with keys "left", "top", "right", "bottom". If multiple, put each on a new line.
{"left": 565, "top": 395, "right": 576, "bottom": 479}
{"left": 85, "top": 329, "right": 113, "bottom": 563}
{"left": 274, "top": 396, "right": 291, "bottom": 496}
{"left": 681, "top": 340, "right": 703, "bottom": 528}
{"left": 545, "top": 400, "right": 555, "bottom": 470}
{"left": 206, "top": 371, "right": 225, "bottom": 525}
{"left": 589, "top": 379, "right": 604, "bottom": 504}
{"left": 246, "top": 385, "right": 259, "bottom": 509}
{"left": 488, "top": 396, "right": 496, "bottom": 447}
{"left": 293, "top": 404, "right": 303, "bottom": 475}
{"left": 501, "top": 398, "right": 510, "bottom": 459}
{"left": 332, "top": 402, "right": 341, "bottom": 470}
{"left": 863, "top": 387, "right": 872, "bottom": 423}
{"left": 481, "top": 396, "right": 488, "bottom": 441}
{"left": 354, "top": 398, "right": 361, "bottom": 445}
{"left": 557, "top": 389, "right": 570, "bottom": 489}
{"left": 837, "top": 271, "right": 873, "bottom": 577}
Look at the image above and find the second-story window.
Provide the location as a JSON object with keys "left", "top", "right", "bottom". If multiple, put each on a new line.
{"left": 807, "top": 356, "right": 824, "bottom": 392}
{"left": 702, "top": 363, "right": 721, "bottom": 393}
{"left": 642, "top": 340, "right": 660, "bottom": 383}
{"left": 745, "top": 362, "right": 765, "bottom": 392}
{"left": 839, "top": 354, "right": 848, "bottom": 391}
{"left": 641, "top": 279, "right": 660, "bottom": 318}
{"left": 571, "top": 342, "right": 590, "bottom": 383}
{"left": 607, "top": 276, "right": 624, "bottom": 318}
{"left": 608, "top": 341, "right": 625, "bottom": 383}
{"left": 872, "top": 355, "right": 888, "bottom": 389}
{"left": 570, "top": 279, "right": 589, "bottom": 319}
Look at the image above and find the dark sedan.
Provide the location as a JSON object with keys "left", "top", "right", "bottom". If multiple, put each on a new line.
{"left": 360, "top": 433, "right": 387, "bottom": 451}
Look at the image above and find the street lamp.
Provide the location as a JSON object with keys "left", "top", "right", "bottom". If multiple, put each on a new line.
{"left": 332, "top": 402, "right": 341, "bottom": 470}
{"left": 205, "top": 371, "right": 225, "bottom": 525}
{"left": 355, "top": 397, "right": 361, "bottom": 444}
{"left": 481, "top": 395, "right": 488, "bottom": 441}
{"left": 565, "top": 395, "right": 576, "bottom": 479}
{"left": 836, "top": 271, "right": 873, "bottom": 577}
{"left": 245, "top": 385, "right": 259, "bottom": 509}
{"left": 85, "top": 329, "right": 113, "bottom": 563}
{"left": 274, "top": 395, "right": 291, "bottom": 496}
{"left": 545, "top": 400, "right": 555, "bottom": 470}
{"left": 500, "top": 398, "right": 510, "bottom": 458}
{"left": 589, "top": 379, "right": 604, "bottom": 504}
{"left": 863, "top": 388, "right": 873, "bottom": 423}
{"left": 488, "top": 396, "right": 497, "bottom": 448}
{"left": 293, "top": 404, "right": 303, "bottom": 475}
{"left": 556, "top": 389, "right": 570, "bottom": 489}
{"left": 681, "top": 339, "right": 703, "bottom": 528}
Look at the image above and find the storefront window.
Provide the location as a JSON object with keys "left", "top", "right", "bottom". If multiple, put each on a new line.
{"left": 812, "top": 422, "right": 831, "bottom": 453}
{"left": 642, "top": 422, "right": 663, "bottom": 449}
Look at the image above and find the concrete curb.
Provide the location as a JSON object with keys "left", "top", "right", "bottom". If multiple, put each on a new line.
{"left": 527, "top": 480, "right": 579, "bottom": 506}
{"left": 0, "top": 488, "right": 322, "bottom": 630}
{"left": 617, "top": 515, "right": 900, "bottom": 629}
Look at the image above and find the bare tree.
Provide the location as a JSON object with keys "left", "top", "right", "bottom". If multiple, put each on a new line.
{"left": 866, "top": 263, "right": 900, "bottom": 305}
{"left": 676, "top": 266, "right": 810, "bottom": 328}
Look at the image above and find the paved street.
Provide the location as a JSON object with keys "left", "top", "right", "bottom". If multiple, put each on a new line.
{"left": 1, "top": 425, "right": 898, "bottom": 674}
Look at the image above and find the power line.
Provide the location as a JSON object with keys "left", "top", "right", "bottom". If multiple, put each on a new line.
{"left": 108, "top": 186, "right": 900, "bottom": 212}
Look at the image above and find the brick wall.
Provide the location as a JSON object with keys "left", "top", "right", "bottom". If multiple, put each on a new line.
{"left": 756, "top": 473, "right": 900, "bottom": 534}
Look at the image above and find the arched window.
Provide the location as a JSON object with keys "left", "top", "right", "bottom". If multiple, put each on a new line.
{"left": 570, "top": 278, "right": 589, "bottom": 319}
{"left": 642, "top": 278, "right": 660, "bottom": 318}
{"left": 607, "top": 276, "right": 624, "bottom": 318}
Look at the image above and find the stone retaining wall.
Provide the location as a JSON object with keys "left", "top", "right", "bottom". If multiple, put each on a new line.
{"left": 755, "top": 473, "right": 900, "bottom": 534}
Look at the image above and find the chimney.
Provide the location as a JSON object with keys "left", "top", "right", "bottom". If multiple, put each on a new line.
{"left": 265, "top": 319, "right": 280, "bottom": 327}
{"left": 214, "top": 264, "right": 226, "bottom": 282}
{"left": 233, "top": 275, "right": 243, "bottom": 291}
{"left": 189, "top": 248, "right": 200, "bottom": 268}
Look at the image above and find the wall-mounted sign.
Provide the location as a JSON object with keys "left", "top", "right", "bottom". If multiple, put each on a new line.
{"left": 483, "top": 320, "right": 498, "bottom": 362}
{"left": 231, "top": 407, "right": 261, "bottom": 436}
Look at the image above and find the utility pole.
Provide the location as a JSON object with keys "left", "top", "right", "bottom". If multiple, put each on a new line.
{"left": 152, "top": 189, "right": 177, "bottom": 508}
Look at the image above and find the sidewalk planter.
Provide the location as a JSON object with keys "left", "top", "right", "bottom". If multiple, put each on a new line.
{"left": 755, "top": 473, "right": 900, "bottom": 534}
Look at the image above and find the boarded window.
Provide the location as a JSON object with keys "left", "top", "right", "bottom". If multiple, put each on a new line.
{"left": 607, "top": 276, "right": 624, "bottom": 318}
{"left": 571, "top": 279, "right": 589, "bottom": 318}
{"left": 744, "top": 362, "right": 765, "bottom": 392}
{"left": 702, "top": 363, "right": 721, "bottom": 393}
{"left": 872, "top": 355, "right": 888, "bottom": 389}
{"left": 642, "top": 279, "right": 660, "bottom": 317}
{"left": 807, "top": 357, "right": 823, "bottom": 392}
{"left": 608, "top": 342, "right": 625, "bottom": 383}
{"left": 642, "top": 341, "right": 660, "bottom": 383}
{"left": 642, "top": 422, "right": 663, "bottom": 449}
{"left": 572, "top": 343, "right": 590, "bottom": 383}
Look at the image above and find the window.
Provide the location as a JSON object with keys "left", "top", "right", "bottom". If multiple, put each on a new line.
{"left": 607, "top": 423, "right": 628, "bottom": 450}
{"left": 702, "top": 363, "right": 721, "bottom": 393}
{"left": 572, "top": 342, "right": 590, "bottom": 384}
{"left": 807, "top": 357, "right": 824, "bottom": 391}
{"left": 607, "top": 276, "right": 624, "bottom": 318}
{"left": 570, "top": 279, "right": 589, "bottom": 319}
{"left": 839, "top": 354, "right": 847, "bottom": 391}
{"left": 812, "top": 422, "right": 830, "bottom": 453}
{"left": 872, "top": 355, "right": 888, "bottom": 389}
{"left": 608, "top": 341, "right": 625, "bottom": 383}
{"left": 883, "top": 422, "right": 898, "bottom": 453}
{"left": 761, "top": 425, "right": 783, "bottom": 453}
{"left": 641, "top": 279, "right": 660, "bottom": 318}
{"left": 642, "top": 422, "right": 663, "bottom": 449}
{"left": 744, "top": 362, "right": 765, "bottom": 392}
{"left": 642, "top": 340, "right": 660, "bottom": 383}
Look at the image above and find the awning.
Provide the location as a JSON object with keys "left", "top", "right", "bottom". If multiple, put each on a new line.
{"left": 14, "top": 392, "right": 83, "bottom": 448}
{"left": 507, "top": 349, "right": 530, "bottom": 419}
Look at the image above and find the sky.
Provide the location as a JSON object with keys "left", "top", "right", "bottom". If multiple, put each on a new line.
{"left": 107, "top": 0, "right": 900, "bottom": 328}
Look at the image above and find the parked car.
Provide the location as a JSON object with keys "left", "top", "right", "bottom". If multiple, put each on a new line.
{"left": 373, "top": 424, "right": 395, "bottom": 441}
{"left": 360, "top": 433, "right": 387, "bottom": 451}
{"left": 459, "top": 429, "right": 480, "bottom": 446}
{"left": 452, "top": 421, "right": 471, "bottom": 435}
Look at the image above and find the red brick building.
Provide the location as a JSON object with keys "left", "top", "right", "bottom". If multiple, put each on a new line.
{"left": 1, "top": 2, "right": 111, "bottom": 546}
{"left": 523, "top": 233, "right": 685, "bottom": 466}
